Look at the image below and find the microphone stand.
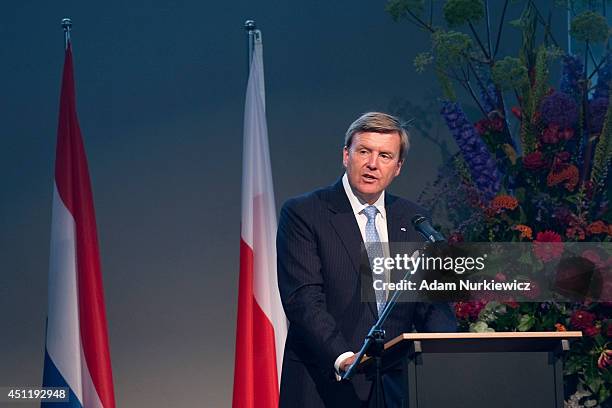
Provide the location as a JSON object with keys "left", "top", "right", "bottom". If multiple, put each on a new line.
{"left": 342, "top": 219, "right": 444, "bottom": 408}
{"left": 341, "top": 265, "right": 416, "bottom": 408}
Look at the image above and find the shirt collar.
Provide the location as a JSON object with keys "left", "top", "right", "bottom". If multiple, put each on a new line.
{"left": 342, "top": 173, "right": 386, "bottom": 219}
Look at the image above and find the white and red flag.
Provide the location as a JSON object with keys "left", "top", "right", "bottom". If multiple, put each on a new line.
{"left": 233, "top": 32, "right": 287, "bottom": 407}
{"left": 42, "top": 43, "right": 116, "bottom": 408}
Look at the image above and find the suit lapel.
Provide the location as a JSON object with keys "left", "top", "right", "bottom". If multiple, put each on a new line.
{"left": 385, "top": 193, "right": 406, "bottom": 245}
{"left": 326, "top": 179, "right": 378, "bottom": 319}
{"left": 327, "top": 180, "right": 362, "bottom": 275}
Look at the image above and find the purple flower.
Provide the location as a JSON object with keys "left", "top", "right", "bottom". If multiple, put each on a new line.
{"left": 441, "top": 101, "right": 502, "bottom": 202}
{"left": 588, "top": 97, "right": 608, "bottom": 134}
{"left": 479, "top": 82, "right": 499, "bottom": 114}
{"left": 539, "top": 92, "right": 578, "bottom": 128}
{"left": 560, "top": 55, "right": 583, "bottom": 99}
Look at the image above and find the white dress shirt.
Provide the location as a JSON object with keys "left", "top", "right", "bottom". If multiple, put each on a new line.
{"left": 334, "top": 173, "right": 390, "bottom": 379}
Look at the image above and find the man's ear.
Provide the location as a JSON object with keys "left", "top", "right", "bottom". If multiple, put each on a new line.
{"left": 395, "top": 159, "right": 404, "bottom": 176}
{"left": 342, "top": 146, "right": 349, "bottom": 168}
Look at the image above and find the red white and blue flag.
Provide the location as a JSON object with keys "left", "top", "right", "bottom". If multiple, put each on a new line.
{"left": 42, "top": 43, "right": 116, "bottom": 408}
{"left": 233, "top": 32, "right": 287, "bottom": 408}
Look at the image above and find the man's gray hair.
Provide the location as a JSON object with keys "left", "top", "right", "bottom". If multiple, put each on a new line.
{"left": 344, "top": 112, "right": 410, "bottom": 161}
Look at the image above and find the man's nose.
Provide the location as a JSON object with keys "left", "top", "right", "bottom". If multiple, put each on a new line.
{"left": 366, "top": 153, "right": 378, "bottom": 169}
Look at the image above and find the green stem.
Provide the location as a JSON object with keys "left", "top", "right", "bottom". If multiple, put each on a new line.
{"left": 494, "top": 0, "right": 509, "bottom": 58}
{"left": 468, "top": 20, "right": 491, "bottom": 60}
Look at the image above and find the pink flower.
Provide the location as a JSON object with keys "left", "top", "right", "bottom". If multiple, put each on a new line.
{"left": 495, "top": 272, "right": 507, "bottom": 282}
{"left": 581, "top": 250, "right": 602, "bottom": 266}
{"left": 598, "top": 349, "right": 612, "bottom": 369}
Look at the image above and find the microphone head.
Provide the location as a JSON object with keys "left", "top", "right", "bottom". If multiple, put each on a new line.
{"left": 411, "top": 214, "right": 446, "bottom": 242}
{"left": 411, "top": 215, "right": 427, "bottom": 227}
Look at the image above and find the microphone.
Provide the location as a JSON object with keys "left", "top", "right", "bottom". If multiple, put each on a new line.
{"left": 411, "top": 215, "right": 446, "bottom": 243}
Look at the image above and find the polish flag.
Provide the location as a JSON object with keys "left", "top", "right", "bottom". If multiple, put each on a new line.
{"left": 233, "top": 32, "right": 287, "bottom": 408}
{"left": 42, "top": 43, "right": 116, "bottom": 408}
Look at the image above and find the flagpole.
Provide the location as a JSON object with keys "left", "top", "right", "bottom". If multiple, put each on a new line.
{"left": 61, "top": 18, "right": 72, "bottom": 50}
{"left": 245, "top": 19, "right": 256, "bottom": 71}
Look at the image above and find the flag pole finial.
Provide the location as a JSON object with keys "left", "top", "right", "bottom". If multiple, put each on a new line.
{"left": 61, "top": 18, "right": 72, "bottom": 50}
{"left": 245, "top": 20, "right": 257, "bottom": 71}
{"left": 244, "top": 20, "right": 256, "bottom": 32}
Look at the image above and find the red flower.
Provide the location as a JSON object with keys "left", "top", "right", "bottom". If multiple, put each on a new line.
{"left": 570, "top": 310, "right": 596, "bottom": 330}
{"left": 533, "top": 231, "right": 563, "bottom": 262}
{"left": 584, "top": 325, "right": 601, "bottom": 337}
{"left": 490, "top": 117, "right": 504, "bottom": 132}
{"left": 455, "top": 302, "right": 473, "bottom": 319}
{"left": 523, "top": 151, "right": 547, "bottom": 170}
{"left": 448, "top": 232, "right": 464, "bottom": 244}
{"left": 511, "top": 106, "right": 522, "bottom": 119}
{"left": 502, "top": 299, "right": 519, "bottom": 309}
{"left": 454, "top": 301, "right": 486, "bottom": 320}
{"left": 541, "top": 124, "right": 560, "bottom": 144}
{"left": 598, "top": 349, "right": 612, "bottom": 370}
{"left": 554, "top": 151, "right": 571, "bottom": 164}
{"left": 474, "top": 119, "right": 488, "bottom": 135}
{"left": 560, "top": 127, "right": 574, "bottom": 141}
{"left": 470, "top": 301, "right": 486, "bottom": 319}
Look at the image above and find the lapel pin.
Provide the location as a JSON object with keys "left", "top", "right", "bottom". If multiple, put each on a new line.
{"left": 400, "top": 227, "right": 406, "bottom": 232}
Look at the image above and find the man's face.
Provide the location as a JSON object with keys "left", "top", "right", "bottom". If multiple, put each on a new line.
{"left": 343, "top": 131, "right": 403, "bottom": 204}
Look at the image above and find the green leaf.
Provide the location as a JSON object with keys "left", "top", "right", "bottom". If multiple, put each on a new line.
{"left": 570, "top": 10, "right": 609, "bottom": 43}
{"left": 491, "top": 57, "right": 528, "bottom": 91}
{"left": 517, "top": 314, "right": 535, "bottom": 331}
{"left": 470, "top": 321, "right": 495, "bottom": 332}
{"left": 432, "top": 30, "right": 472, "bottom": 67}
{"left": 508, "top": 18, "right": 522, "bottom": 28}
{"left": 414, "top": 52, "right": 433, "bottom": 73}
{"left": 386, "top": 0, "right": 426, "bottom": 22}
{"left": 443, "top": 0, "right": 484, "bottom": 27}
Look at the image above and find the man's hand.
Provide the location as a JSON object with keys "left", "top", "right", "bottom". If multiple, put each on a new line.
{"left": 339, "top": 354, "right": 358, "bottom": 374}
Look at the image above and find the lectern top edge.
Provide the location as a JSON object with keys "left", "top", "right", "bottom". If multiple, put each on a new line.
{"left": 385, "top": 331, "right": 582, "bottom": 349}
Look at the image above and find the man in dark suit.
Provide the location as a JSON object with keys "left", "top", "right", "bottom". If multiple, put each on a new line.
{"left": 277, "top": 112, "right": 456, "bottom": 407}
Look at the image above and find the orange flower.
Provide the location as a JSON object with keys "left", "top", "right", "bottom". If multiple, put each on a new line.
{"left": 512, "top": 224, "right": 533, "bottom": 240}
{"left": 586, "top": 220, "right": 608, "bottom": 235}
{"left": 547, "top": 165, "right": 579, "bottom": 191}
{"left": 555, "top": 323, "right": 567, "bottom": 332}
{"left": 491, "top": 195, "right": 519, "bottom": 211}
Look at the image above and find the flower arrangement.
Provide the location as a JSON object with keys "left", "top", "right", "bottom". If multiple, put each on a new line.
{"left": 387, "top": 0, "right": 612, "bottom": 404}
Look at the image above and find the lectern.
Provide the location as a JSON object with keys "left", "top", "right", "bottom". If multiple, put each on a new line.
{"left": 359, "top": 331, "right": 582, "bottom": 408}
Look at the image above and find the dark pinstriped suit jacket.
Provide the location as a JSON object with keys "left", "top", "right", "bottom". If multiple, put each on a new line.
{"left": 277, "top": 179, "right": 456, "bottom": 408}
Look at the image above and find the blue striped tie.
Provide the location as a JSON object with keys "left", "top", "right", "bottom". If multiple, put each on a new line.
{"left": 363, "top": 205, "right": 386, "bottom": 315}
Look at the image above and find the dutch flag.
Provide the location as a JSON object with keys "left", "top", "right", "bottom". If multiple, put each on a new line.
{"left": 42, "top": 41, "right": 116, "bottom": 408}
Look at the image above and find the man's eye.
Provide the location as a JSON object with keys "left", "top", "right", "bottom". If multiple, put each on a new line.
{"left": 359, "top": 150, "right": 368, "bottom": 155}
